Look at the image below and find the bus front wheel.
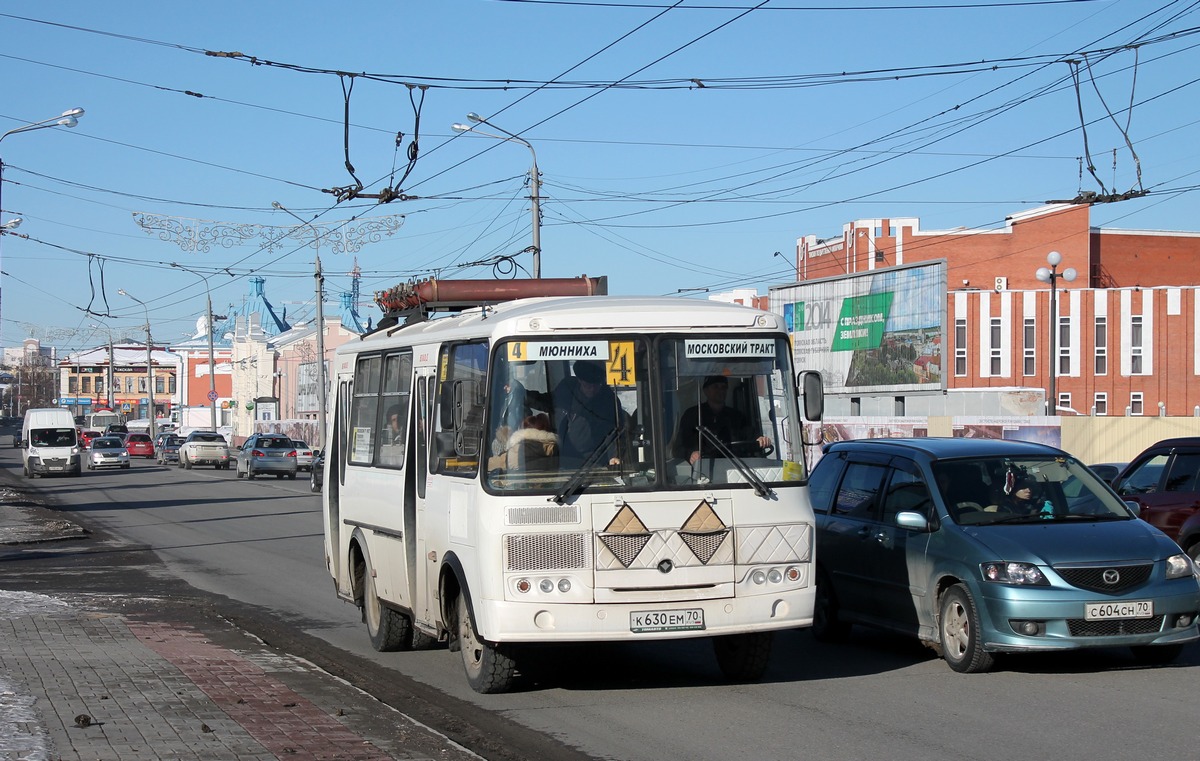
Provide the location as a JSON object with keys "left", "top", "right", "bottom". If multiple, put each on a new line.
{"left": 712, "top": 631, "right": 773, "bottom": 682}
{"left": 456, "top": 593, "right": 515, "bottom": 694}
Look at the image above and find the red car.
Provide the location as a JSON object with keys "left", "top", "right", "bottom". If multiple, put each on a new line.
{"left": 79, "top": 430, "right": 102, "bottom": 449}
{"left": 124, "top": 432, "right": 155, "bottom": 459}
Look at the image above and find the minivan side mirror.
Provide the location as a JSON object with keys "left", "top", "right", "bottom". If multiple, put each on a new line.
{"left": 896, "top": 511, "right": 931, "bottom": 532}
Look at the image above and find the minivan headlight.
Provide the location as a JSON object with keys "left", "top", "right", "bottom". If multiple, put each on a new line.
{"left": 981, "top": 561, "right": 1049, "bottom": 586}
{"left": 1165, "top": 553, "right": 1194, "bottom": 580}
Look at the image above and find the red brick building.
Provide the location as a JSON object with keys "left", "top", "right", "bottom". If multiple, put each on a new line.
{"left": 789, "top": 204, "right": 1200, "bottom": 416}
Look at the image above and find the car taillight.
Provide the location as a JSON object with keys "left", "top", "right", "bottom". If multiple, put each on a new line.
{"left": 286, "top": 451, "right": 297, "bottom": 458}
{"left": 252, "top": 449, "right": 266, "bottom": 457}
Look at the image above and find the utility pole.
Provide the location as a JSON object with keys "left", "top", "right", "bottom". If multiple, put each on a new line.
{"left": 315, "top": 255, "right": 327, "bottom": 450}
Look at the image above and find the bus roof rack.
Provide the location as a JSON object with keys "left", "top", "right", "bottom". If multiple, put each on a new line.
{"left": 373, "top": 276, "right": 608, "bottom": 331}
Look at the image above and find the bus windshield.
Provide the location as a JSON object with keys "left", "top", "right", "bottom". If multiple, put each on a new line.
{"left": 483, "top": 335, "right": 803, "bottom": 494}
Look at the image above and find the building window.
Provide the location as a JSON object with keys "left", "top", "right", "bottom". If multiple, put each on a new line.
{"left": 1023, "top": 318, "right": 1036, "bottom": 376}
{"left": 1057, "top": 315, "right": 1071, "bottom": 375}
{"left": 82, "top": 377, "right": 91, "bottom": 394}
{"left": 125, "top": 377, "right": 136, "bottom": 394}
{"left": 954, "top": 319, "right": 967, "bottom": 376}
{"left": 1094, "top": 392, "right": 1107, "bottom": 416}
{"left": 989, "top": 318, "right": 1002, "bottom": 376}
{"left": 96, "top": 378, "right": 105, "bottom": 395}
{"left": 1130, "top": 315, "right": 1143, "bottom": 374}
{"left": 1057, "top": 392, "right": 1071, "bottom": 414}
{"left": 138, "top": 377, "right": 147, "bottom": 393}
{"left": 1130, "top": 392, "right": 1144, "bottom": 416}
{"left": 1094, "top": 316, "right": 1107, "bottom": 375}
{"left": 69, "top": 377, "right": 78, "bottom": 394}
{"left": 155, "top": 376, "right": 165, "bottom": 394}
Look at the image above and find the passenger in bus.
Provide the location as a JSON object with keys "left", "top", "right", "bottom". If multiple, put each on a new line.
{"left": 489, "top": 378, "right": 529, "bottom": 459}
{"left": 674, "top": 375, "right": 770, "bottom": 464}
{"left": 487, "top": 413, "right": 558, "bottom": 472}
{"left": 379, "top": 404, "right": 406, "bottom": 466}
{"left": 554, "top": 359, "right": 625, "bottom": 467}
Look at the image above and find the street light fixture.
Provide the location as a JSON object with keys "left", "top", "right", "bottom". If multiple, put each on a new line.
{"left": 1035, "top": 251, "right": 1077, "bottom": 416}
{"left": 452, "top": 113, "right": 542, "bottom": 278}
{"left": 171, "top": 263, "right": 222, "bottom": 432}
{"left": 0, "top": 107, "right": 85, "bottom": 353}
{"left": 774, "top": 250, "right": 800, "bottom": 281}
{"left": 117, "top": 288, "right": 157, "bottom": 439}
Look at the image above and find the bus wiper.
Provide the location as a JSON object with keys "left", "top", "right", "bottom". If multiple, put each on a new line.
{"left": 696, "top": 425, "right": 772, "bottom": 498}
{"left": 550, "top": 423, "right": 625, "bottom": 505}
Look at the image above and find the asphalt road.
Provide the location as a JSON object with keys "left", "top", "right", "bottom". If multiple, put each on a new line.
{"left": 2, "top": 439, "right": 1196, "bottom": 761}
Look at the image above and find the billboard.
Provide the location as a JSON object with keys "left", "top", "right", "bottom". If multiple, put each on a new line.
{"left": 770, "top": 261, "right": 946, "bottom": 395}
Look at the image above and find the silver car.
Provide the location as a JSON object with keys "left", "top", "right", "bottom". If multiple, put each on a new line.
{"left": 290, "top": 439, "right": 315, "bottom": 471}
{"left": 178, "top": 431, "right": 232, "bottom": 470}
{"left": 236, "top": 434, "right": 298, "bottom": 480}
{"left": 87, "top": 436, "right": 130, "bottom": 470}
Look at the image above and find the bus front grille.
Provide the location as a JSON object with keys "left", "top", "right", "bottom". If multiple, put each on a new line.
{"left": 506, "top": 532, "right": 590, "bottom": 571}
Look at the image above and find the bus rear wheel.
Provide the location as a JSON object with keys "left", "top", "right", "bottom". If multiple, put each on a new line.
{"left": 713, "top": 631, "right": 773, "bottom": 682}
{"left": 456, "top": 593, "right": 515, "bottom": 694}
{"left": 364, "top": 567, "right": 410, "bottom": 652}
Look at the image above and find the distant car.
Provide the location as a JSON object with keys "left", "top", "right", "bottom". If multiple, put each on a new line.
{"left": 87, "top": 436, "right": 131, "bottom": 470}
{"left": 79, "top": 430, "right": 102, "bottom": 449}
{"left": 290, "top": 439, "right": 315, "bottom": 471}
{"left": 178, "top": 431, "right": 232, "bottom": 470}
{"left": 157, "top": 435, "right": 185, "bottom": 465}
{"left": 104, "top": 423, "right": 129, "bottom": 437}
{"left": 125, "top": 432, "right": 155, "bottom": 459}
{"left": 236, "top": 433, "right": 298, "bottom": 480}
{"left": 310, "top": 449, "right": 325, "bottom": 492}
{"left": 1112, "top": 438, "right": 1200, "bottom": 562}
{"left": 154, "top": 431, "right": 175, "bottom": 451}
{"left": 810, "top": 437, "right": 1200, "bottom": 671}
{"left": 1087, "top": 462, "right": 1126, "bottom": 483}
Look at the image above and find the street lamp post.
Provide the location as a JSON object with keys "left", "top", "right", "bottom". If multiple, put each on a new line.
{"left": 774, "top": 250, "right": 800, "bottom": 280}
{"left": 272, "top": 202, "right": 327, "bottom": 450}
{"left": 171, "top": 264, "right": 221, "bottom": 432}
{"left": 452, "top": 113, "right": 541, "bottom": 278}
{"left": 1, "top": 108, "right": 85, "bottom": 350}
{"left": 118, "top": 288, "right": 156, "bottom": 439}
{"left": 1035, "top": 251, "right": 1077, "bottom": 416}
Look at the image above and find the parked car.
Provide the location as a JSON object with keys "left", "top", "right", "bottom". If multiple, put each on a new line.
{"left": 236, "top": 433, "right": 298, "bottom": 480}
{"left": 290, "top": 439, "right": 315, "bottom": 471}
{"left": 125, "top": 432, "right": 155, "bottom": 459}
{"left": 1111, "top": 438, "right": 1200, "bottom": 561}
{"left": 87, "top": 436, "right": 131, "bottom": 470}
{"left": 178, "top": 431, "right": 232, "bottom": 470}
{"left": 79, "top": 430, "right": 102, "bottom": 449}
{"left": 310, "top": 449, "right": 325, "bottom": 492}
{"left": 157, "top": 435, "right": 185, "bottom": 465}
{"left": 1087, "top": 462, "right": 1127, "bottom": 483}
{"left": 809, "top": 437, "right": 1200, "bottom": 672}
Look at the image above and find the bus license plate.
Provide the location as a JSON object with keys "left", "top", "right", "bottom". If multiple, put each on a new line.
{"left": 630, "top": 609, "right": 705, "bottom": 633}
{"left": 1084, "top": 600, "right": 1153, "bottom": 621}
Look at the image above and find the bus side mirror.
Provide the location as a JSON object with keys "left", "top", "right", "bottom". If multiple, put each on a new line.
{"left": 798, "top": 370, "right": 824, "bottom": 422}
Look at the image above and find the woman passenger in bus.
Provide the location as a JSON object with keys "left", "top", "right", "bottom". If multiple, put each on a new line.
{"left": 487, "top": 413, "right": 558, "bottom": 473}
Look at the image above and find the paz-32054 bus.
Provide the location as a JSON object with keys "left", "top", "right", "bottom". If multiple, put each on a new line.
{"left": 322, "top": 278, "right": 823, "bottom": 693}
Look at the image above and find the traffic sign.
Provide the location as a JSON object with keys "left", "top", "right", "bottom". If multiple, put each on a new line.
{"left": 207, "top": 390, "right": 219, "bottom": 402}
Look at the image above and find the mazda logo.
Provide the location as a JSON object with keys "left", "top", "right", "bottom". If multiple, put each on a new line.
{"left": 1102, "top": 569, "right": 1121, "bottom": 585}
{"left": 657, "top": 559, "right": 674, "bottom": 574}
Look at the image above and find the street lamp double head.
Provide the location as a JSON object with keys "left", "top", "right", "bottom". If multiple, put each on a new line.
{"left": 117, "top": 288, "right": 157, "bottom": 438}
{"left": 1, "top": 107, "right": 85, "bottom": 353}
{"left": 171, "top": 263, "right": 221, "bottom": 433}
{"left": 452, "top": 113, "right": 542, "bottom": 278}
{"left": 1035, "top": 251, "right": 1077, "bottom": 416}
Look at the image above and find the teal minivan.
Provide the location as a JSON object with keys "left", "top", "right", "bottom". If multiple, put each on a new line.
{"left": 809, "top": 437, "right": 1200, "bottom": 672}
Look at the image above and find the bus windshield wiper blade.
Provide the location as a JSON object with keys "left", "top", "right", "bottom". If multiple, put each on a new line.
{"left": 696, "top": 425, "right": 772, "bottom": 498}
{"left": 551, "top": 424, "right": 625, "bottom": 505}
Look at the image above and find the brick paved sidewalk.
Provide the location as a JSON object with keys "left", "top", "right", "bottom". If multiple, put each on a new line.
{"left": 0, "top": 589, "right": 483, "bottom": 761}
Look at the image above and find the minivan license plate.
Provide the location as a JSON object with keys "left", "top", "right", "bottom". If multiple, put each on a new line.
{"left": 630, "top": 609, "right": 704, "bottom": 633}
{"left": 1084, "top": 600, "right": 1153, "bottom": 620}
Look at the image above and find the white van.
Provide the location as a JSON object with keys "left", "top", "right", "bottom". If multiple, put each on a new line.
{"left": 22, "top": 408, "right": 82, "bottom": 477}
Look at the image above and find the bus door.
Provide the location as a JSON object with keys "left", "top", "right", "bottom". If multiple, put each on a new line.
{"left": 412, "top": 368, "right": 438, "bottom": 626}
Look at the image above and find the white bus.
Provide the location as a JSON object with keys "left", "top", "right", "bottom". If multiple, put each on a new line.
{"left": 322, "top": 279, "right": 824, "bottom": 693}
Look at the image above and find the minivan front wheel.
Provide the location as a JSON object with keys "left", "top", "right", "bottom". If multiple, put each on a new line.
{"left": 939, "top": 584, "right": 994, "bottom": 673}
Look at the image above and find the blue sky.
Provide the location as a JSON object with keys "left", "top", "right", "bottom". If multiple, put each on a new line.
{"left": 1, "top": 0, "right": 1197, "bottom": 353}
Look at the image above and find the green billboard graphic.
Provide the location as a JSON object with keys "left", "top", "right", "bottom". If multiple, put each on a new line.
{"left": 830, "top": 292, "right": 893, "bottom": 352}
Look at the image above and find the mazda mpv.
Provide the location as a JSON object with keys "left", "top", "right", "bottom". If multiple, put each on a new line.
{"left": 809, "top": 437, "right": 1200, "bottom": 672}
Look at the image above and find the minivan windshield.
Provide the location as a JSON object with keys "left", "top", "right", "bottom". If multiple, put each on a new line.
{"left": 31, "top": 428, "right": 77, "bottom": 447}
{"left": 932, "top": 456, "right": 1133, "bottom": 525}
